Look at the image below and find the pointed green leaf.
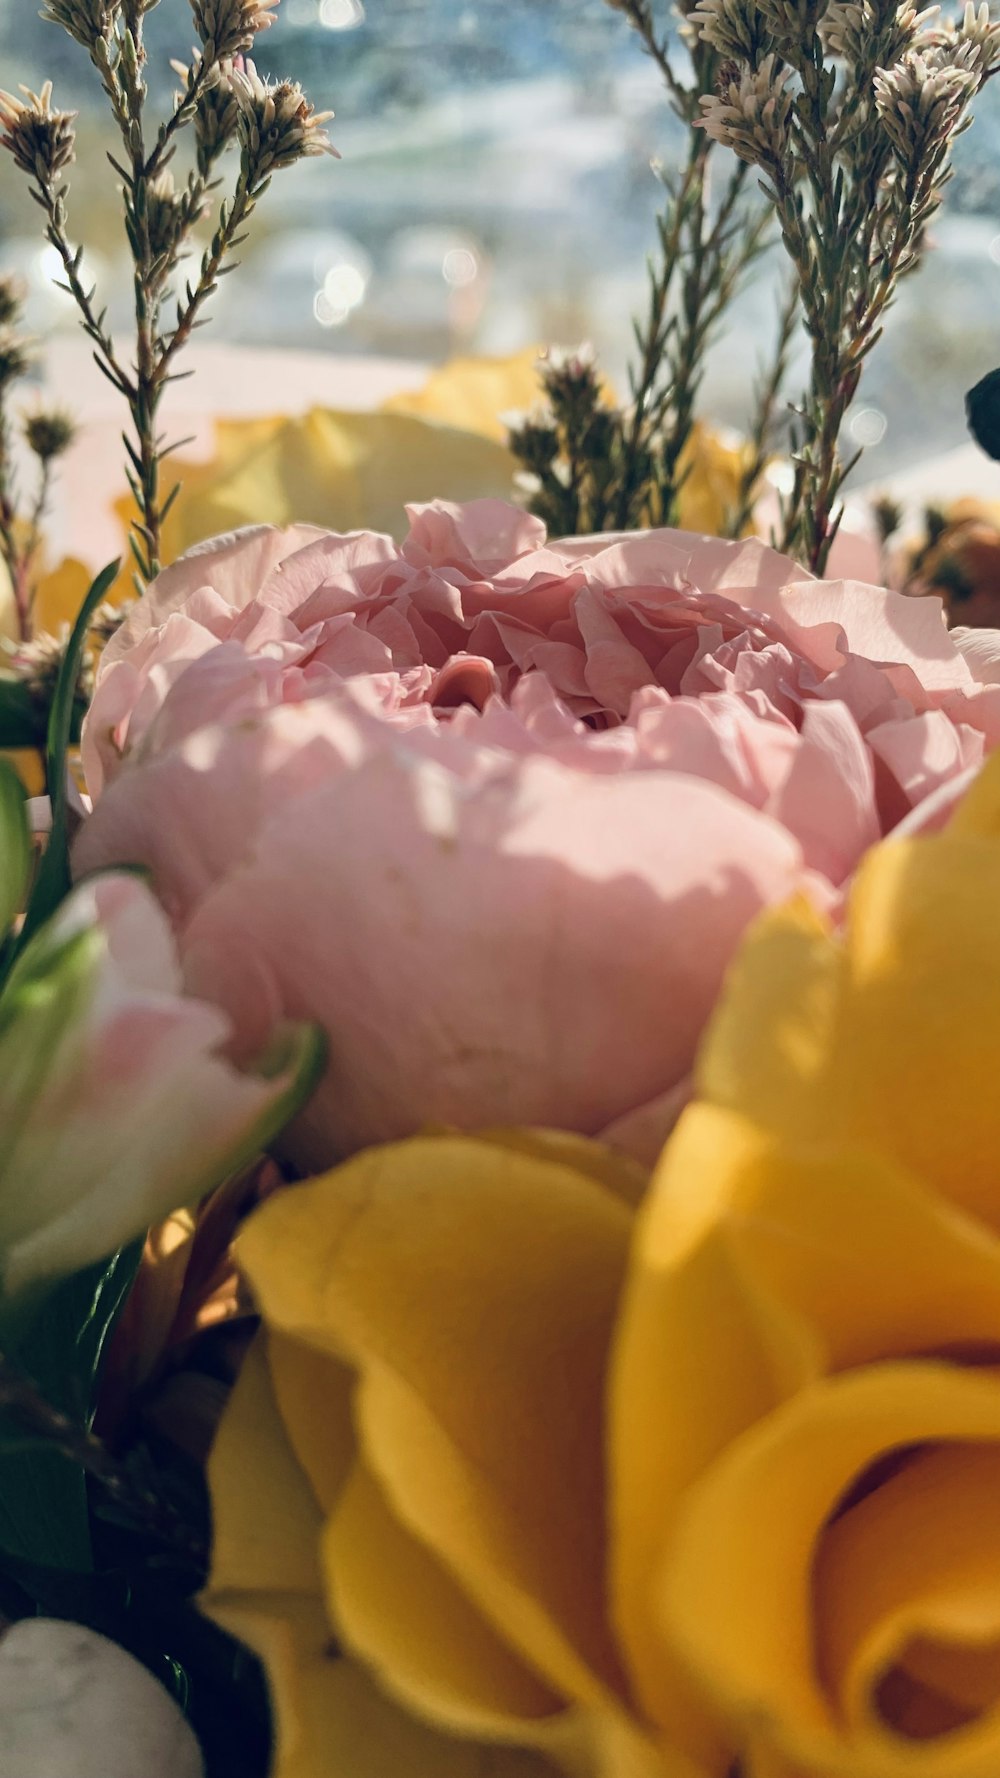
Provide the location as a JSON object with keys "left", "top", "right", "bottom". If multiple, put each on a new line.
{"left": 0, "top": 759, "right": 30, "bottom": 943}
{"left": 19, "top": 558, "right": 121, "bottom": 947}
{"left": 0, "top": 1242, "right": 143, "bottom": 1573}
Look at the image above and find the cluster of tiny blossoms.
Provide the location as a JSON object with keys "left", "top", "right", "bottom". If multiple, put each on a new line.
{"left": 39, "top": 0, "right": 121, "bottom": 50}
{"left": 190, "top": 0, "right": 279, "bottom": 62}
{"left": 0, "top": 83, "right": 76, "bottom": 181}
{"left": 699, "top": 53, "right": 793, "bottom": 165}
{"left": 690, "top": 0, "right": 776, "bottom": 60}
{"left": 0, "top": 0, "right": 336, "bottom": 587}
{"left": 874, "top": 38, "right": 979, "bottom": 157}
{"left": 696, "top": 0, "right": 1000, "bottom": 169}
{"left": 690, "top": 0, "right": 1000, "bottom": 572}
{"left": 232, "top": 59, "right": 336, "bottom": 173}
{"left": 821, "top": 0, "right": 937, "bottom": 63}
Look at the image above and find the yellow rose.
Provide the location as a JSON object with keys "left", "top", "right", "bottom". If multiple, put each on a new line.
{"left": 203, "top": 1131, "right": 669, "bottom": 1778}
{"left": 629, "top": 752, "right": 1000, "bottom": 1775}
{"left": 202, "top": 738, "right": 1000, "bottom": 1778}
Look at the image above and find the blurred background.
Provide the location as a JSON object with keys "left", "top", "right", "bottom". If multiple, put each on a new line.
{"left": 2, "top": 0, "right": 1000, "bottom": 488}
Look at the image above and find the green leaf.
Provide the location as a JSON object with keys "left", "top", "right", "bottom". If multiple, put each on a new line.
{"left": 0, "top": 1442, "right": 89, "bottom": 1571}
{"left": 0, "top": 759, "right": 30, "bottom": 943}
{"left": 72, "top": 1240, "right": 144, "bottom": 1411}
{"left": 0, "top": 678, "right": 46, "bottom": 750}
{"left": 19, "top": 558, "right": 120, "bottom": 947}
{"left": 966, "top": 368, "right": 1000, "bottom": 461}
{"left": 0, "top": 1243, "right": 142, "bottom": 1572}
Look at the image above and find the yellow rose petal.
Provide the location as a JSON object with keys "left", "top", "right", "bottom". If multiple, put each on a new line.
{"left": 208, "top": 1594, "right": 343, "bottom": 1778}
{"left": 947, "top": 749, "right": 1000, "bottom": 839}
{"left": 239, "top": 1137, "right": 632, "bottom": 1709}
{"left": 701, "top": 827, "right": 1000, "bottom": 1233}
{"left": 695, "top": 896, "right": 841, "bottom": 1142}
{"left": 611, "top": 1106, "right": 819, "bottom": 1742}
{"left": 267, "top": 1332, "right": 356, "bottom": 1515}
{"left": 816, "top": 1443, "right": 1000, "bottom": 1742}
{"left": 301, "top": 1659, "right": 560, "bottom": 1778}
{"left": 157, "top": 410, "right": 515, "bottom": 553}
{"left": 31, "top": 556, "right": 102, "bottom": 636}
{"left": 206, "top": 1335, "right": 322, "bottom": 1599}
{"left": 615, "top": 1101, "right": 1000, "bottom": 1738}
{"left": 213, "top": 1596, "right": 555, "bottom": 1778}
{"left": 205, "top": 1339, "right": 562, "bottom": 1778}
{"left": 477, "top": 1127, "right": 648, "bottom": 1208}
{"left": 839, "top": 835, "right": 1000, "bottom": 1224}
{"left": 0, "top": 748, "right": 45, "bottom": 797}
{"left": 662, "top": 1363, "right": 1000, "bottom": 1778}
{"left": 325, "top": 1458, "right": 565, "bottom": 1738}
{"left": 675, "top": 423, "right": 755, "bottom": 538}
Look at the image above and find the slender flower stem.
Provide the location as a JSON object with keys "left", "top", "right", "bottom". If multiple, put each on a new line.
{"left": 39, "top": 188, "right": 134, "bottom": 398}
{"left": 598, "top": 2, "right": 772, "bottom": 534}
{"left": 654, "top": 159, "right": 765, "bottom": 519}
{"left": 614, "top": 135, "right": 709, "bottom": 527}
{"left": 611, "top": 0, "right": 690, "bottom": 110}
{"left": 112, "top": 6, "right": 170, "bottom": 580}
{"left": 1, "top": 10, "right": 335, "bottom": 592}
{"left": 0, "top": 407, "right": 18, "bottom": 569}
{"left": 143, "top": 54, "right": 212, "bottom": 181}
{"left": 160, "top": 174, "right": 255, "bottom": 376}
{"left": 19, "top": 460, "right": 53, "bottom": 633}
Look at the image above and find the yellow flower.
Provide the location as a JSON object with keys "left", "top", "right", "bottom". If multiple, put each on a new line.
{"left": 203, "top": 1131, "right": 665, "bottom": 1778}
{"left": 116, "top": 355, "right": 541, "bottom": 564}
{"left": 204, "top": 747, "right": 1000, "bottom": 1777}
{"left": 674, "top": 422, "right": 755, "bottom": 538}
{"left": 381, "top": 346, "right": 544, "bottom": 443}
{"left": 116, "top": 406, "right": 518, "bottom": 564}
{"left": 30, "top": 554, "right": 102, "bottom": 636}
{"left": 625, "top": 753, "right": 1000, "bottom": 1776}
{"left": 115, "top": 351, "right": 752, "bottom": 568}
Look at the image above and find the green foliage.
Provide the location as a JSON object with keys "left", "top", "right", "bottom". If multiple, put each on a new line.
{"left": 0, "top": 757, "right": 30, "bottom": 943}
{"left": 0, "top": 561, "right": 133, "bottom": 1570}
{"left": 0, "top": 1244, "right": 142, "bottom": 1570}
{"left": 17, "top": 558, "right": 119, "bottom": 951}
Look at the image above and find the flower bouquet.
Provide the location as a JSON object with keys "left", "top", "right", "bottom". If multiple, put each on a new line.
{"left": 3, "top": 0, "right": 1000, "bottom": 1775}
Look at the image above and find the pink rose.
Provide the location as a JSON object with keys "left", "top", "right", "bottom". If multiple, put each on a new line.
{"left": 75, "top": 501, "right": 1000, "bottom": 1166}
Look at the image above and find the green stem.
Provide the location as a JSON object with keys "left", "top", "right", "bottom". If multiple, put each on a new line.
{"left": 39, "top": 187, "right": 132, "bottom": 398}
{"left": 159, "top": 174, "right": 257, "bottom": 378}
{"left": 143, "top": 53, "right": 212, "bottom": 181}
{"left": 117, "top": 8, "right": 165, "bottom": 582}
